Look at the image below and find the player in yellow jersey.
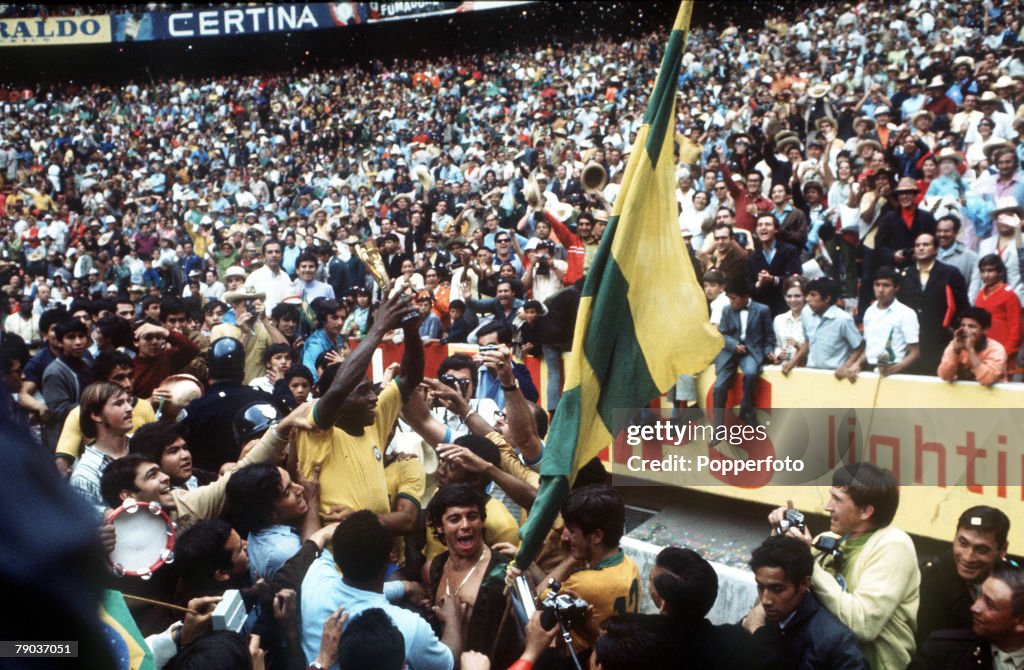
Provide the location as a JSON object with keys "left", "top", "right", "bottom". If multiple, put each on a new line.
{"left": 541, "top": 484, "right": 640, "bottom": 653}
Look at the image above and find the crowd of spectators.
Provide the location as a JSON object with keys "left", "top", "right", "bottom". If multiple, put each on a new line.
{"left": 2, "top": 0, "right": 1024, "bottom": 669}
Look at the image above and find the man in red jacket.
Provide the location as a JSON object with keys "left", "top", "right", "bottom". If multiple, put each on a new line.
{"left": 132, "top": 320, "right": 199, "bottom": 400}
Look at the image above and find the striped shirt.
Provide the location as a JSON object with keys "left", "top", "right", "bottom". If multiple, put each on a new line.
{"left": 69, "top": 444, "right": 115, "bottom": 516}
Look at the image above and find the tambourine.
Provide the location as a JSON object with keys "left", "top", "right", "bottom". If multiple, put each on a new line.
{"left": 108, "top": 498, "right": 176, "bottom": 580}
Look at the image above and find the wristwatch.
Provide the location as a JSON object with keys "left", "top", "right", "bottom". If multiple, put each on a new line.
{"left": 501, "top": 378, "right": 520, "bottom": 392}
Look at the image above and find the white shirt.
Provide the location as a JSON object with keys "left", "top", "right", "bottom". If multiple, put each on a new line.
{"left": 245, "top": 265, "right": 295, "bottom": 315}
{"left": 863, "top": 298, "right": 919, "bottom": 365}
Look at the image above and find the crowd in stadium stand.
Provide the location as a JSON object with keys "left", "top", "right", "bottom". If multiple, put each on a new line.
{"left": 2, "top": 0, "right": 1024, "bottom": 669}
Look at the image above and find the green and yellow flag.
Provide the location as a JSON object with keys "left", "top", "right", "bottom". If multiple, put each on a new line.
{"left": 516, "top": 0, "right": 721, "bottom": 567}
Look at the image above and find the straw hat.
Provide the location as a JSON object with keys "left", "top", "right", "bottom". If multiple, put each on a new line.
{"left": 222, "top": 285, "right": 266, "bottom": 305}
{"left": 893, "top": 177, "right": 920, "bottom": 194}
{"left": 808, "top": 82, "right": 831, "bottom": 98}
{"left": 935, "top": 147, "right": 965, "bottom": 168}
{"left": 990, "top": 196, "right": 1024, "bottom": 219}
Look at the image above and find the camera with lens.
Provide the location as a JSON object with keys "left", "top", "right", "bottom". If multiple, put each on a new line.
{"left": 776, "top": 508, "right": 806, "bottom": 534}
{"left": 539, "top": 579, "right": 589, "bottom": 631}
{"left": 813, "top": 534, "right": 845, "bottom": 572}
{"left": 244, "top": 299, "right": 255, "bottom": 315}
{"left": 438, "top": 374, "right": 468, "bottom": 394}
{"left": 535, "top": 252, "right": 551, "bottom": 276}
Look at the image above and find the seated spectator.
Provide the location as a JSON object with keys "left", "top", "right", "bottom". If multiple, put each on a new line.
{"left": 443, "top": 299, "right": 477, "bottom": 344}
{"left": 416, "top": 292, "right": 443, "bottom": 343}
{"left": 857, "top": 266, "right": 921, "bottom": 376}
{"left": 917, "top": 506, "right": 1011, "bottom": 645}
{"left": 937, "top": 307, "right": 1008, "bottom": 386}
{"left": 743, "top": 535, "right": 868, "bottom": 670}
{"left": 702, "top": 221, "right": 749, "bottom": 289}
{"left": 712, "top": 279, "right": 775, "bottom": 426}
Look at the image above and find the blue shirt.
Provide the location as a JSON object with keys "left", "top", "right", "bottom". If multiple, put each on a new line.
{"left": 802, "top": 305, "right": 863, "bottom": 369}
{"left": 302, "top": 329, "right": 347, "bottom": 381}
{"left": 300, "top": 550, "right": 453, "bottom": 670}
{"left": 247, "top": 525, "right": 302, "bottom": 582}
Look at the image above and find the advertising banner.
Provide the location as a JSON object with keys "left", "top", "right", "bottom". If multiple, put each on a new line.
{"left": 111, "top": 2, "right": 530, "bottom": 42}
{"left": 0, "top": 15, "right": 111, "bottom": 47}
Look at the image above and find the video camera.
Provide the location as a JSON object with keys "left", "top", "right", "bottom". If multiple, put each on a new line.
{"left": 776, "top": 508, "right": 806, "bottom": 534}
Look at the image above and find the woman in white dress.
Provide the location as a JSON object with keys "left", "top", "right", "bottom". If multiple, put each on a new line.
{"left": 769, "top": 275, "right": 808, "bottom": 364}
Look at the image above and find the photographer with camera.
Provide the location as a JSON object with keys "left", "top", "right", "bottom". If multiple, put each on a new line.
{"left": 768, "top": 463, "right": 919, "bottom": 670}
{"left": 522, "top": 239, "right": 567, "bottom": 303}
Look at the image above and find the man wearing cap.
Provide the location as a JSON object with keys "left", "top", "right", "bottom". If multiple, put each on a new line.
{"left": 876, "top": 178, "right": 937, "bottom": 268}
{"left": 923, "top": 76, "right": 956, "bottom": 131}
{"left": 215, "top": 287, "right": 288, "bottom": 384}
{"left": 917, "top": 506, "right": 1011, "bottom": 645}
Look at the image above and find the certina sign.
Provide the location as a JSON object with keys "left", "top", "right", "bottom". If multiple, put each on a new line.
{"left": 167, "top": 6, "right": 318, "bottom": 37}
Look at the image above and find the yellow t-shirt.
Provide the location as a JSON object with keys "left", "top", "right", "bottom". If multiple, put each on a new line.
{"left": 549, "top": 550, "right": 641, "bottom": 650}
{"left": 385, "top": 457, "right": 426, "bottom": 567}
{"left": 55, "top": 397, "right": 157, "bottom": 460}
{"left": 424, "top": 495, "right": 520, "bottom": 564}
{"left": 296, "top": 381, "right": 403, "bottom": 517}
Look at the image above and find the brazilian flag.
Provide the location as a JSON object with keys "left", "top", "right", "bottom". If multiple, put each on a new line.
{"left": 515, "top": 0, "right": 722, "bottom": 568}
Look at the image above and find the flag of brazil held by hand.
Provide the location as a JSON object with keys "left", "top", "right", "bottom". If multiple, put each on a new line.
{"left": 515, "top": 0, "right": 722, "bottom": 568}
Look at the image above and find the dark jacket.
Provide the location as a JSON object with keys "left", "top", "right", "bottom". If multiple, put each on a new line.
{"left": 747, "top": 240, "right": 802, "bottom": 316}
{"left": 899, "top": 260, "right": 970, "bottom": 374}
{"left": 753, "top": 592, "right": 868, "bottom": 670}
{"left": 875, "top": 207, "right": 937, "bottom": 267}
{"left": 718, "top": 299, "right": 775, "bottom": 366}
{"left": 177, "top": 380, "right": 278, "bottom": 472}
{"left": 916, "top": 554, "right": 976, "bottom": 645}
{"left": 909, "top": 628, "right": 993, "bottom": 670}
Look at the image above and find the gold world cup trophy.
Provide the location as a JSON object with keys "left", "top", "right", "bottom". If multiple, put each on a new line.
{"left": 354, "top": 238, "right": 392, "bottom": 295}
{"left": 355, "top": 238, "right": 420, "bottom": 324}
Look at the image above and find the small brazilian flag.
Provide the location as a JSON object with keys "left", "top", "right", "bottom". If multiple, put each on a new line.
{"left": 515, "top": 0, "right": 722, "bottom": 568}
